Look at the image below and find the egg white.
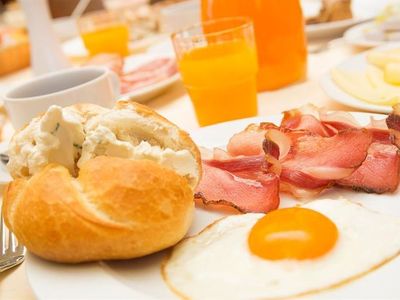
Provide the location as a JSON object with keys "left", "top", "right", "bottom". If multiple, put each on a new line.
{"left": 163, "top": 199, "right": 400, "bottom": 299}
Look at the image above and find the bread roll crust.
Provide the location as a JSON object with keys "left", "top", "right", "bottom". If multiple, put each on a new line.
{"left": 4, "top": 156, "right": 194, "bottom": 263}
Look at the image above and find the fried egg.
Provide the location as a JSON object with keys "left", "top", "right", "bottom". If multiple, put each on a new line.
{"left": 163, "top": 199, "right": 400, "bottom": 299}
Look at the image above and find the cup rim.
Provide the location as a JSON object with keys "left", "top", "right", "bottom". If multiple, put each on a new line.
{"left": 171, "top": 16, "right": 253, "bottom": 42}
{"left": 4, "top": 66, "right": 110, "bottom": 102}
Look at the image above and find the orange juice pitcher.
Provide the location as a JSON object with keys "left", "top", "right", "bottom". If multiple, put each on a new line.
{"left": 202, "top": 0, "right": 307, "bottom": 91}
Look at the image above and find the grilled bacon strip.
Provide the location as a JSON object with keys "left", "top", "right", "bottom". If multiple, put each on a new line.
{"left": 195, "top": 156, "right": 279, "bottom": 213}
{"left": 196, "top": 105, "right": 400, "bottom": 211}
{"left": 337, "top": 143, "right": 400, "bottom": 193}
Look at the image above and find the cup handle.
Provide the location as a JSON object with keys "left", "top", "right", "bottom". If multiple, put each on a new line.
{"left": 109, "top": 71, "right": 121, "bottom": 99}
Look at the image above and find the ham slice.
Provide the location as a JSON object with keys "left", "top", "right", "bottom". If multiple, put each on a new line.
{"left": 337, "top": 143, "right": 400, "bottom": 193}
{"left": 280, "top": 129, "right": 373, "bottom": 180}
{"left": 279, "top": 169, "right": 332, "bottom": 198}
{"left": 197, "top": 105, "right": 400, "bottom": 207}
{"left": 281, "top": 105, "right": 361, "bottom": 136}
{"left": 205, "top": 155, "right": 267, "bottom": 173}
{"left": 195, "top": 161, "right": 280, "bottom": 213}
{"left": 262, "top": 128, "right": 372, "bottom": 198}
{"left": 319, "top": 109, "right": 360, "bottom": 131}
{"left": 121, "top": 58, "right": 178, "bottom": 93}
{"left": 386, "top": 104, "right": 400, "bottom": 149}
{"left": 279, "top": 106, "right": 398, "bottom": 195}
{"left": 281, "top": 107, "right": 331, "bottom": 137}
{"left": 283, "top": 105, "right": 391, "bottom": 143}
{"left": 84, "top": 55, "right": 178, "bottom": 94}
{"left": 226, "top": 123, "right": 277, "bottom": 156}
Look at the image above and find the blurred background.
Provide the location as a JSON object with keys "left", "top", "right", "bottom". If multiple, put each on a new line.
{"left": 0, "top": 0, "right": 392, "bottom": 76}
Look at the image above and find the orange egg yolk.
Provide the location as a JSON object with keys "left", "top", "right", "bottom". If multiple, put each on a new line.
{"left": 248, "top": 207, "right": 338, "bottom": 260}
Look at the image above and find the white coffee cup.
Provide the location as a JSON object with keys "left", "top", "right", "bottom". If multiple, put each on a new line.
{"left": 3, "top": 66, "right": 120, "bottom": 129}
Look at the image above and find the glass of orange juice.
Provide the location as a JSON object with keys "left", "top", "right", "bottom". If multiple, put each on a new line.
{"left": 78, "top": 10, "right": 129, "bottom": 57}
{"left": 171, "top": 17, "right": 258, "bottom": 126}
{"left": 201, "top": 0, "right": 307, "bottom": 91}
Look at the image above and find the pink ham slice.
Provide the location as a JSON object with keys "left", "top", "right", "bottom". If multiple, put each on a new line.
{"left": 386, "top": 104, "right": 400, "bottom": 149}
{"left": 197, "top": 105, "right": 400, "bottom": 207}
{"left": 337, "top": 143, "right": 400, "bottom": 193}
{"left": 283, "top": 105, "right": 392, "bottom": 143}
{"left": 321, "top": 110, "right": 391, "bottom": 143}
{"left": 281, "top": 107, "right": 331, "bottom": 137}
{"left": 226, "top": 123, "right": 278, "bottom": 157}
{"left": 319, "top": 110, "right": 360, "bottom": 131}
{"left": 205, "top": 155, "right": 267, "bottom": 173}
{"left": 279, "top": 169, "right": 332, "bottom": 198}
{"left": 262, "top": 128, "right": 373, "bottom": 198}
{"left": 280, "top": 129, "right": 373, "bottom": 180}
{"left": 195, "top": 153, "right": 280, "bottom": 213}
{"left": 121, "top": 58, "right": 178, "bottom": 93}
{"left": 195, "top": 162, "right": 280, "bottom": 213}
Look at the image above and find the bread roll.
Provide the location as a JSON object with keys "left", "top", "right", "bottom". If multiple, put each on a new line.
{"left": 3, "top": 156, "right": 194, "bottom": 263}
{"left": 4, "top": 101, "right": 201, "bottom": 263}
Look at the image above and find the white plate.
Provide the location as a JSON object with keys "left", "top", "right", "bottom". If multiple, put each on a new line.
{"left": 320, "top": 42, "right": 400, "bottom": 114}
{"left": 303, "top": 0, "right": 391, "bottom": 39}
{"left": 27, "top": 112, "right": 400, "bottom": 299}
{"left": 120, "top": 53, "right": 180, "bottom": 103}
{"left": 343, "top": 21, "right": 385, "bottom": 48}
{"left": 62, "top": 40, "right": 179, "bottom": 103}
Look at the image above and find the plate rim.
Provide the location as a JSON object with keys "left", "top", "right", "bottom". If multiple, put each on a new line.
{"left": 343, "top": 21, "right": 384, "bottom": 48}
{"left": 306, "top": 17, "right": 371, "bottom": 34}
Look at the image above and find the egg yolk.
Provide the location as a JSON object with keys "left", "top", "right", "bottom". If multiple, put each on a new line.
{"left": 248, "top": 207, "right": 338, "bottom": 260}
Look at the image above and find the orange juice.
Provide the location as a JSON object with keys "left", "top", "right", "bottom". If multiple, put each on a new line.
{"left": 81, "top": 24, "right": 129, "bottom": 56}
{"left": 202, "top": 0, "right": 307, "bottom": 91}
{"left": 178, "top": 40, "right": 258, "bottom": 126}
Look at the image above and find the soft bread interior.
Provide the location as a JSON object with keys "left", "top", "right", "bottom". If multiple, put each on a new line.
{"left": 7, "top": 101, "right": 201, "bottom": 190}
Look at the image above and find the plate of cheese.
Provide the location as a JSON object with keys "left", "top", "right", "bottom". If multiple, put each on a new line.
{"left": 320, "top": 42, "right": 400, "bottom": 113}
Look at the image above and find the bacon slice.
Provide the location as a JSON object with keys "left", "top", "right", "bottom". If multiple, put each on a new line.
{"left": 226, "top": 123, "right": 277, "bottom": 156}
{"left": 84, "top": 55, "right": 178, "bottom": 94}
{"left": 320, "top": 110, "right": 391, "bottom": 144}
{"left": 387, "top": 104, "right": 400, "bottom": 149}
{"left": 263, "top": 129, "right": 291, "bottom": 160}
{"left": 195, "top": 156, "right": 279, "bottom": 213}
{"left": 121, "top": 58, "right": 178, "bottom": 93}
{"left": 279, "top": 169, "right": 332, "bottom": 198}
{"left": 319, "top": 109, "right": 360, "bottom": 131}
{"left": 280, "top": 129, "right": 372, "bottom": 180}
{"left": 262, "top": 128, "right": 373, "bottom": 198}
{"left": 281, "top": 107, "right": 331, "bottom": 137}
{"left": 337, "top": 143, "right": 400, "bottom": 193}
{"left": 197, "top": 105, "right": 400, "bottom": 207}
{"left": 205, "top": 155, "right": 267, "bottom": 173}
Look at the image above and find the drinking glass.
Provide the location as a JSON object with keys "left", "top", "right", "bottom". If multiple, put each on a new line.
{"left": 78, "top": 10, "right": 129, "bottom": 57}
{"left": 172, "top": 17, "right": 258, "bottom": 126}
{"left": 201, "top": 0, "right": 307, "bottom": 91}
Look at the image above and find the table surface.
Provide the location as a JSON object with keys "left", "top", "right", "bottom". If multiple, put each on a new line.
{"left": 0, "top": 39, "right": 365, "bottom": 299}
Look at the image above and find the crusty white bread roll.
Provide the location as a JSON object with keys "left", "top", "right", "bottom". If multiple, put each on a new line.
{"left": 4, "top": 157, "right": 194, "bottom": 263}
{"left": 3, "top": 101, "right": 201, "bottom": 263}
